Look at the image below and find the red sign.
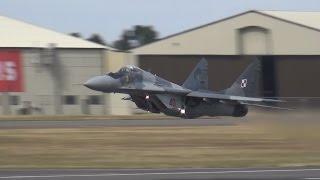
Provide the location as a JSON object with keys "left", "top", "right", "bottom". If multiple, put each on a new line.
{"left": 0, "top": 50, "right": 23, "bottom": 92}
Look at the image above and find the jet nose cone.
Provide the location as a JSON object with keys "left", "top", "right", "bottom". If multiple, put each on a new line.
{"left": 84, "top": 78, "right": 95, "bottom": 89}
{"left": 84, "top": 76, "right": 100, "bottom": 90}
{"left": 84, "top": 75, "right": 119, "bottom": 91}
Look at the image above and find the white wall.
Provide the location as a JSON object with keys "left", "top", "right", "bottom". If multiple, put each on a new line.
{"left": 104, "top": 51, "right": 136, "bottom": 115}
{"left": 4, "top": 48, "right": 107, "bottom": 115}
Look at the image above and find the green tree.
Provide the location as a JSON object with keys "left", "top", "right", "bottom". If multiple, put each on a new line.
{"left": 69, "top": 32, "right": 82, "bottom": 38}
{"left": 87, "top": 33, "right": 107, "bottom": 45}
{"left": 134, "top": 25, "right": 158, "bottom": 45}
{"left": 113, "top": 25, "right": 158, "bottom": 50}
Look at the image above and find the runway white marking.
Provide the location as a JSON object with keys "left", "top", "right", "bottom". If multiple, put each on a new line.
{"left": 1, "top": 168, "right": 320, "bottom": 179}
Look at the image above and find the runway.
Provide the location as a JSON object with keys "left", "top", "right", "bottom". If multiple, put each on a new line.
{"left": 1, "top": 168, "right": 320, "bottom": 179}
{"left": 0, "top": 118, "right": 238, "bottom": 129}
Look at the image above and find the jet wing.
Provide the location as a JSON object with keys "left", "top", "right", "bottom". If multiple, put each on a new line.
{"left": 187, "top": 91, "right": 282, "bottom": 102}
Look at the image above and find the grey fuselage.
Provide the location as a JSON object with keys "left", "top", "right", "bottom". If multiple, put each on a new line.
{"left": 84, "top": 65, "right": 247, "bottom": 118}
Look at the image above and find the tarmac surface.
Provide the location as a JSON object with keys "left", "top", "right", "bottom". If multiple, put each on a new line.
{"left": 0, "top": 118, "right": 239, "bottom": 129}
{"left": 1, "top": 168, "right": 320, "bottom": 179}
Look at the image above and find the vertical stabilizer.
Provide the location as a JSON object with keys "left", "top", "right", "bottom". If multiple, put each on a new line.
{"left": 182, "top": 58, "right": 208, "bottom": 90}
{"left": 225, "top": 58, "right": 262, "bottom": 97}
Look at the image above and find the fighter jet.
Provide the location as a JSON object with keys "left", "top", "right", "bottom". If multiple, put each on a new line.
{"left": 84, "top": 58, "right": 282, "bottom": 118}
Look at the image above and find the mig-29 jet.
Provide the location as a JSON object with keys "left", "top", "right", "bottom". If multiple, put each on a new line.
{"left": 84, "top": 58, "right": 282, "bottom": 118}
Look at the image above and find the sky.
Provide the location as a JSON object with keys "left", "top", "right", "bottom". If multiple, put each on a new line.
{"left": 1, "top": 0, "right": 320, "bottom": 44}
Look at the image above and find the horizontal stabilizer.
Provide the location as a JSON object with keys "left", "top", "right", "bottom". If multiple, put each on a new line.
{"left": 187, "top": 91, "right": 283, "bottom": 103}
{"left": 241, "top": 102, "right": 293, "bottom": 110}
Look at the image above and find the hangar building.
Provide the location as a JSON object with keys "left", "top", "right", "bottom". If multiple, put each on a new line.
{"left": 0, "top": 15, "right": 133, "bottom": 115}
{"left": 132, "top": 10, "right": 320, "bottom": 100}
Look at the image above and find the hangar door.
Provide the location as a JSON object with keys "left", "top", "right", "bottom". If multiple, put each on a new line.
{"left": 139, "top": 55, "right": 278, "bottom": 97}
{"left": 276, "top": 56, "right": 320, "bottom": 97}
{"left": 139, "top": 55, "right": 251, "bottom": 92}
{"left": 261, "top": 56, "right": 277, "bottom": 97}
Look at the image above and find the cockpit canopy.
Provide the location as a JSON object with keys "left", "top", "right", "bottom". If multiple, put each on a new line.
{"left": 107, "top": 65, "right": 141, "bottom": 79}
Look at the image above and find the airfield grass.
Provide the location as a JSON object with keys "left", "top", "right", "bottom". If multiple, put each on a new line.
{"left": 1, "top": 112, "right": 320, "bottom": 169}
